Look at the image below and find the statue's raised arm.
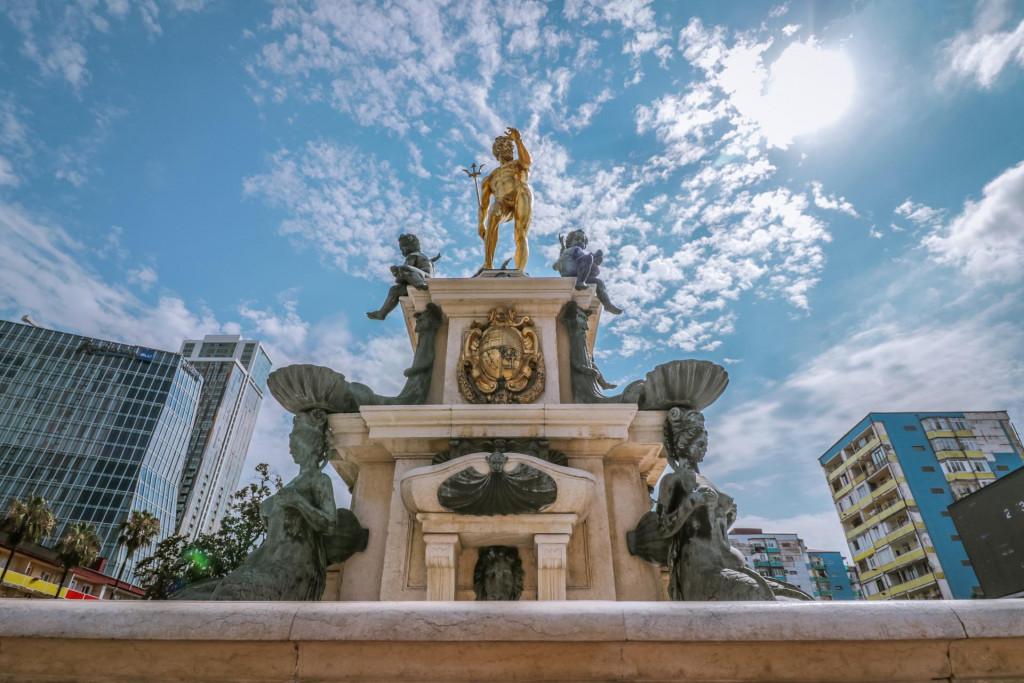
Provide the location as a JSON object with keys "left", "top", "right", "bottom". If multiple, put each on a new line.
{"left": 508, "top": 127, "right": 531, "bottom": 169}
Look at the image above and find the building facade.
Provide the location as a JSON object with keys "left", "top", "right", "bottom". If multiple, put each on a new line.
{"left": 819, "top": 411, "right": 1024, "bottom": 600}
{"left": 0, "top": 533, "right": 142, "bottom": 600}
{"left": 808, "top": 550, "right": 859, "bottom": 600}
{"left": 728, "top": 528, "right": 817, "bottom": 597}
{"left": 846, "top": 563, "right": 864, "bottom": 599}
{"left": 0, "top": 320, "right": 202, "bottom": 581}
{"left": 176, "top": 335, "right": 271, "bottom": 538}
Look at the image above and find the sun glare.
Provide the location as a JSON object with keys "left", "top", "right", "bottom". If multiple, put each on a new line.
{"left": 761, "top": 41, "right": 856, "bottom": 146}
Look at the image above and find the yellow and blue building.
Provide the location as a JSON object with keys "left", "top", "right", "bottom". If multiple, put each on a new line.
{"left": 808, "top": 550, "right": 859, "bottom": 600}
{"left": 819, "top": 412, "right": 1024, "bottom": 600}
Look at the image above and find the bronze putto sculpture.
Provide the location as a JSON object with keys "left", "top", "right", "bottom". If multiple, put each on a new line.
{"left": 553, "top": 229, "right": 624, "bottom": 315}
{"left": 367, "top": 233, "right": 439, "bottom": 321}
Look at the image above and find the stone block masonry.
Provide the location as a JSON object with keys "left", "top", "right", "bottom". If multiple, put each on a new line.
{"left": 1, "top": 600, "right": 1022, "bottom": 682}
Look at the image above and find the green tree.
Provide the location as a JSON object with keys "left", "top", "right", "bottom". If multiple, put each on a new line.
{"left": 131, "top": 533, "right": 190, "bottom": 600}
{"left": 134, "top": 463, "right": 281, "bottom": 599}
{"left": 0, "top": 496, "right": 57, "bottom": 587}
{"left": 53, "top": 522, "right": 101, "bottom": 599}
{"left": 211, "top": 463, "right": 282, "bottom": 569}
{"left": 112, "top": 510, "right": 161, "bottom": 593}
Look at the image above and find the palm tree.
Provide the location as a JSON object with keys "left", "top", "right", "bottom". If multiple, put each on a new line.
{"left": 53, "top": 522, "right": 101, "bottom": 599}
{"left": 0, "top": 496, "right": 57, "bottom": 587}
{"left": 112, "top": 510, "right": 160, "bottom": 594}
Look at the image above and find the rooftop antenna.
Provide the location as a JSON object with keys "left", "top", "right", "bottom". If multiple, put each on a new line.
{"left": 21, "top": 314, "right": 38, "bottom": 327}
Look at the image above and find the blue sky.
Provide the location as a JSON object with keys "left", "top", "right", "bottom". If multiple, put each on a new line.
{"left": 1, "top": 0, "right": 1022, "bottom": 556}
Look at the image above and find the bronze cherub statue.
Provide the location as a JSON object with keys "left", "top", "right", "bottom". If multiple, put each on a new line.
{"left": 367, "top": 233, "right": 440, "bottom": 321}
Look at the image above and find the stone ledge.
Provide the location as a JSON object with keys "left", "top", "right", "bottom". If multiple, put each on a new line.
{"left": 1, "top": 601, "right": 1022, "bottom": 683}
{"left": 2, "top": 599, "right": 1021, "bottom": 641}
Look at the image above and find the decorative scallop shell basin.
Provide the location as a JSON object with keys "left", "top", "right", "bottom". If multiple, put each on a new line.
{"left": 640, "top": 359, "right": 729, "bottom": 411}
{"left": 267, "top": 364, "right": 352, "bottom": 414}
{"left": 400, "top": 453, "right": 597, "bottom": 518}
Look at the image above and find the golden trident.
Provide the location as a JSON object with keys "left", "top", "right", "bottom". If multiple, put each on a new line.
{"left": 462, "top": 162, "right": 486, "bottom": 239}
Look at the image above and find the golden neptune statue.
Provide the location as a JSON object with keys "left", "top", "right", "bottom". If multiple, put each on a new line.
{"left": 477, "top": 127, "right": 533, "bottom": 271}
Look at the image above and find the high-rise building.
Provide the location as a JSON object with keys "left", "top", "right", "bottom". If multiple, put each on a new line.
{"left": 808, "top": 550, "right": 859, "bottom": 600}
{"left": 0, "top": 320, "right": 202, "bottom": 581}
{"left": 819, "top": 411, "right": 1024, "bottom": 600}
{"left": 176, "top": 335, "right": 271, "bottom": 538}
{"left": 728, "top": 528, "right": 816, "bottom": 597}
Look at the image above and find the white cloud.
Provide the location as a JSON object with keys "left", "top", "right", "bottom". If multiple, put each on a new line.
{"left": 0, "top": 202, "right": 222, "bottom": 350}
{"left": 0, "top": 95, "right": 31, "bottom": 186}
{"left": 3, "top": 1, "right": 210, "bottom": 90}
{"left": 253, "top": 1, "right": 501, "bottom": 136}
{"left": 53, "top": 105, "right": 126, "bottom": 188}
{"left": 235, "top": 300, "right": 414, "bottom": 501}
{"left": 923, "top": 159, "right": 1024, "bottom": 284}
{"left": 250, "top": 0, "right": 625, "bottom": 145}
{"left": 711, "top": 306, "right": 1024, "bottom": 480}
{"left": 893, "top": 198, "right": 944, "bottom": 229}
{"left": 406, "top": 142, "right": 431, "bottom": 179}
{"left": 0, "top": 96, "right": 31, "bottom": 153}
{"left": 703, "top": 294, "right": 1023, "bottom": 564}
{"left": 615, "top": 17, "right": 866, "bottom": 354}
{"left": 127, "top": 265, "right": 158, "bottom": 290}
{"left": 529, "top": 136, "right": 652, "bottom": 252}
{"left": 941, "top": 0, "right": 1024, "bottom": 89}
{"left": 243, "top": 140, "right": 447, "bottom": 279}
{"left": 811, "top": 181, "right": 859, "bottom": 218}
{"left": 0, "top": 156, "right": 18, "bottom": 187}
{"left": 563, "top": 0, "right": 671, "bottom": 59}
{"left": 673, "top": 23, "right": 855, "bottom": 151}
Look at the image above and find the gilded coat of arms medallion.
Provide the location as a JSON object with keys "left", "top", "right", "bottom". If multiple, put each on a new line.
{"left": 457, "top": 307, "right": 545, "bottom": 404}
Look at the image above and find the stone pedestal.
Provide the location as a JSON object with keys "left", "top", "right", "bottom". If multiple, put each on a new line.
{"left": 535, "top": 533, "right": 570, "bottom": 600}
{"left": 328, "top": 277, "right": 667, "bottom": 601}
{"left": 399, "top": 277, "right": 600, "bottom": 405}
{"left": 423, "top": 533, "right": 460, "bottom": 601}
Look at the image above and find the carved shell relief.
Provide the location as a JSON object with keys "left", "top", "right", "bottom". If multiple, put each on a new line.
{"left": 457, "top": 307, "right": 545, "bottom": 404}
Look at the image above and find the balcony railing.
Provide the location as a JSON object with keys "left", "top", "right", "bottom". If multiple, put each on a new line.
{"left": 840, "top": 477, "right": 899, "bottom": 521}
{"left": 845, "top": 499, "right": 908, "bottom": 540}
{"left": 865, "top": 572, "right": 937, "bottom": 601}
{"left": 859, "top": 546, "right": 927, "bottom": 583}
{"left": 827, "top": 434, "right": 881, "bottom": 482}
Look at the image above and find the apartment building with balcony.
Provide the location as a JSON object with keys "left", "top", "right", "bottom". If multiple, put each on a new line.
{"left": 729, "top": 528, "right": 817, "bottom": 597}
{"left": 808, "top": 550, "right": 859, "bottom": 600}
{"left": 819, "top": 412, "right": 1024, "bottom": 600}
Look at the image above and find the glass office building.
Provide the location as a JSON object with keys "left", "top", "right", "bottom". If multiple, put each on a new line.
{"left": 176, "top": 335, "right": 271, "bottom": 538}
{"left": 0, "top": 320, "right": 202, "bottom": 580}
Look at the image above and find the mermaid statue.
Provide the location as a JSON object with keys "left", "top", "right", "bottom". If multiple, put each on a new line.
{"left": 174, "top": 408, "right": 365, "bottom": 600}
{"left": 630, "top": 406, "right": 811, "bottom": 601}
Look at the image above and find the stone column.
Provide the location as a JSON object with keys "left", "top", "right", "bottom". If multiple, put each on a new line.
{"left": 424, "top": 533, "right": 461, "bottom": 601}
{"left": 535, "top": 533, "right": 570, "bottom": 601}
